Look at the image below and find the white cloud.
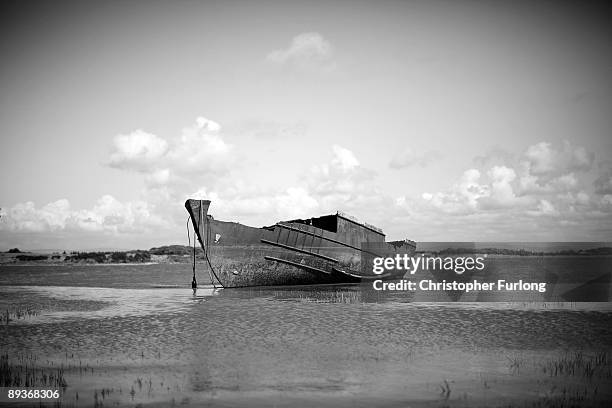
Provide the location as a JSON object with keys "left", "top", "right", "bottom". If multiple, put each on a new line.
{"left": 108, "top": 117, "right": 233, "bottom": 180}
{"left": 266, "top": 32, "right": 335, "bottom": 73}
{"left": 420, "top": 161, "right": 576, "bottom": 216}
{"left": 527, "top": 199, "right": 560, "bottom": 217}
{"left": 478, "top": 165, "right": 524, "bottom": 209}
{"left": 524, "top": 142, "right": 555, "bottom": 174}
{"left": 109, "top": 130, "right": 168, "bottom": 171}
{"left": 0, "top": 200, "right": 73, "bottom": 232}
{"left": 0, "top": 196, "right": 166, "bottom": 235}
{"left": 167, "top": 118, "right": 232, "bottom": 176}
{"left": 146, "top": 169, "right": 170, "bottom": 186}
{"left": 423, "top": 169, "right": 490, "bottom": 214}
{"left": 516, "top": 141, "right": 596, "bottom": 196}
{"left": 594, "top": 166, "right": 612, "bottom": 195}
{"left": 276, "top": 187, "right": 320, "bottom": 219}
{"left": 41, "top": 199, "right": 72, "bottom": 230}
{"left": 405, "top": 140, "right": 612, "bottom": 240}
{"left": 2, "top": 201, "right": 62, "bottom": 233}
{"left": 306, "top": 145, "right": 377, "bottom": 208}
{"left": 601, "top": 195, "right": 612, "bottom": 208}
{"left": 523, "top": 141, "right": 594, "bottom": 177}
{"left": 576, "top": 191, "right": 590, "bottom": 205}
{"left": 331, "top": 145, "right": 359, "bottom": 172}
{"left": 195, "top": 116, "right": 221, "bottom": 132}
{"left": 552, "top": 173, "right": 578, "bottom": 190}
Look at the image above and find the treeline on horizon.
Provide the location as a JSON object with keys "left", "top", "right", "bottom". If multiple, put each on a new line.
{"left": 7, "top": 245, "right": 205, "bottom": 263}
{"left": 426, "top": 247, "right": 612, "bottom": 256}
{"left": 5, "top": 245, "right": 612, "bottom": 263}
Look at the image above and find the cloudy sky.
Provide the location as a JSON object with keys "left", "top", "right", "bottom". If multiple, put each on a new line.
{"left": 1, "top": 0, "right": 611, "bottom": 250}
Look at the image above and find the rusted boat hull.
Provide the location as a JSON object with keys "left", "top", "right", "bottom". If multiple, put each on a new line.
{"left": 185, "top": 199, "right": 415, "bottom": 288}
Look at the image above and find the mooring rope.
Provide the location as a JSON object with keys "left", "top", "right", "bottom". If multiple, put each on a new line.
{"left": 206, "top": 253, "right": 221, "bottom": 286}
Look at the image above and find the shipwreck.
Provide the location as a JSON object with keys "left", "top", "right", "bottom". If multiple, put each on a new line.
{"left": 185, "top": 199, "right": 415, "bottom": 288}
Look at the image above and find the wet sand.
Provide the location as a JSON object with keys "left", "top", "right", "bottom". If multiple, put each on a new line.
{"left": 1, "top": 265, "right": 612, "bottom": 407}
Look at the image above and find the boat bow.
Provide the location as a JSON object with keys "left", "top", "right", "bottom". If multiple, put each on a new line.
{"left": 185, "top": 199, "right": 211, "bottom": 251}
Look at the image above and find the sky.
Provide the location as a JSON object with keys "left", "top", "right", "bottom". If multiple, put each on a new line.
{"left": 1, "top": 0, "right": 611, "bottom": 250}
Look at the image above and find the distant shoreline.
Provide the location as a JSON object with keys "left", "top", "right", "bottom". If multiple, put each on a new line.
{"left": 0, "top": 245, "right": 202, "bottom": 265}
{"left": 0, "top": 254, "right": 195, "bottom": 266}
{"left": 1, "top": 244, "right": 611, "bottom": 266}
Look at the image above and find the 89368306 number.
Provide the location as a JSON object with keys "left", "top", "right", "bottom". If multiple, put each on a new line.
{"left": 1, "top": 388, "right": 60, "bottom": 402}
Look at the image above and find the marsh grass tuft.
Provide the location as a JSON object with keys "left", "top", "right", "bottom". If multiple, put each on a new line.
{"left": 439, "top": 379, "right": 451, "bottom": 400}
{"left": 541, "top": 351, "right": 612, "bottom": 380}
{"left": 0, "top": 352, "right": 67, "bottom": 388}
{"left": 506, "top": 354, "right": 523, "bottom": 374}
{"left": 4, "top": 306, "right": 39, "bottom": 324}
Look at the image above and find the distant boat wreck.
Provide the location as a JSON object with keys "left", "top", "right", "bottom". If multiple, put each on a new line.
{"left": 185, "top": 199, "right": 416, "bottom": 288}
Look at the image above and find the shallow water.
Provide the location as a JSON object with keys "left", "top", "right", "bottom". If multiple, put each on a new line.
{"left": 1, "top": 264, "right": 612, "bottom": 407}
